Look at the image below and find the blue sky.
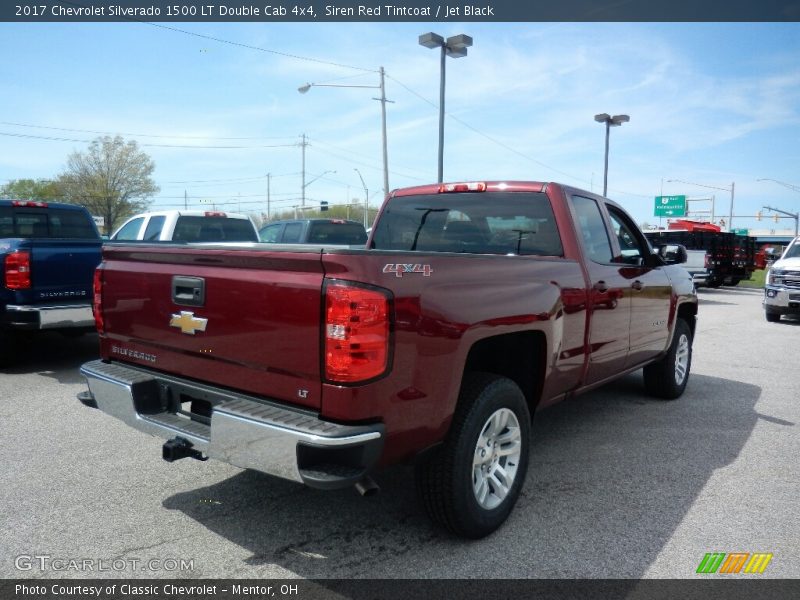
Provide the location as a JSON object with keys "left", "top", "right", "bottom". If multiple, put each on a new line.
{"left": 2, "top": 21, "right": 800, "bottom": 230}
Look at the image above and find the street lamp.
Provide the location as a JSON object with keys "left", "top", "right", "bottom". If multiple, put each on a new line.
{"left": 354, "top": 168, "right": 369, "bottom": 228}
{"left": 593, "top": 113, "right": 630, "bottom": 197}
{"left": 298, "top": 68, "right": 391, "bottom": 200}
{"left": 667, "top": 179, "right": 735, "bottom": 230}
{"left": 419, "top": 32, "right": 473, "bottom": 183}
{"left": 757, "top": 178, "right": 800, "bottom": 194}
{"left": 302, "top": 170, "right": 335, "bottom": 209}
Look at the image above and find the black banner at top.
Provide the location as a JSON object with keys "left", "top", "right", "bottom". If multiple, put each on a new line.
{"left": 2, "top": 0, "right": 800, "bottom": 22}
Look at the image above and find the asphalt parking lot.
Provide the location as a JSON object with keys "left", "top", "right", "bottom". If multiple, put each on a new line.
{"left": 1, "top": 286, "right": 798, "bottom": 580}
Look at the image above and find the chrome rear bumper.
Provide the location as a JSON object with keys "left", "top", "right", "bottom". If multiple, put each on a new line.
{"left": 80, "top": 360, "right": 384, "bottom": 489}
{"left": 4, "top": 303, "right": 93, "bottom": 329}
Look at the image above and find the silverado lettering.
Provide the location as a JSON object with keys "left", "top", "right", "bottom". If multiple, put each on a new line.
{"left": 79, "top": 181, "right": 697, "bottom": 538}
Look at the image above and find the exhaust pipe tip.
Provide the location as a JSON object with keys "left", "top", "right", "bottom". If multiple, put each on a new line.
{"left": 355, "top": 475, "right": 380, "bottom": 497}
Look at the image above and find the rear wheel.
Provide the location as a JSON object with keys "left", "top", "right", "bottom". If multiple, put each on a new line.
{"left": 643, "top": 319, "right": 692, "bottom": 400}
{"left": 415, "top": 373, "right": 531, "bottom": 538}
{"left": 0, "top": 331, "right": 22, "bottom": 366}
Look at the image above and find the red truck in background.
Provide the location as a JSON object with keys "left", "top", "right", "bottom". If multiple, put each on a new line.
{"left": 79, "top": 181, "right": 697, "bottom": 538}
{"left": 645, "top": 219, "right": 760, "bottom": 287}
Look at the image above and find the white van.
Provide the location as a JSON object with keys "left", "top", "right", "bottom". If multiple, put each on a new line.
{"left": 110, "top": 210, "right": 259, "bottom": 243}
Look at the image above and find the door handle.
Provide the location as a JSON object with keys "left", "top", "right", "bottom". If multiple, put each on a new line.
{"left": 631, "top": 280, "right": 643, "bottom": 291}
{"left": 172, "top": 276, "right": 205, "bottom": 307}
{"left": 593, "top": 281, "right": 609, "bottom": 293}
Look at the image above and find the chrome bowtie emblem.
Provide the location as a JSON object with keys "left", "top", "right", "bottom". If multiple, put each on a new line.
{"left": 170, "top": 311, "right": 208, "bottom": 335}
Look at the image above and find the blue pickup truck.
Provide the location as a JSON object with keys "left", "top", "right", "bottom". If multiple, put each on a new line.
{"left": 1, "top": 199, "right": 102, "bottom": 361}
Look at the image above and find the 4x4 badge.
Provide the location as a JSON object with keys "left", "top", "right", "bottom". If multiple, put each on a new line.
{"left": 170, "top": 311, "right": 208, "bottom": 335}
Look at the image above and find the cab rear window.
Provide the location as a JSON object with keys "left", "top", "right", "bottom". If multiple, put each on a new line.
{"left": 0, "top": 206, "right": 98, "bottom": 239}
{"left": 370, "top": 192, "right": 563, "bottom": 256}
{"left": 307, "top": 222, "right": 367, "bottom": 245}
{"left": 172, "top": 216, "right": 257, "bottom": 242}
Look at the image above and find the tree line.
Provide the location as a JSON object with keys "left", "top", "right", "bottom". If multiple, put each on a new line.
{"left": 1, "top": 135, "right": 158, "bottom": 232}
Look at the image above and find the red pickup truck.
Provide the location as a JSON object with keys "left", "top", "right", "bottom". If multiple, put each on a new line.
{"left": 80, "top": 181, "right": 697, "bottom": 538}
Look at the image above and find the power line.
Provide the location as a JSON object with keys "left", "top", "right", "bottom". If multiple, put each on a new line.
{"left": 0, "top": 121, "right": 296, "bottom": 141}
{"left": 0, "top": 131, "right": 298, "bottom": 150}
{"left": 142, "top": 21, "right": 375, "bottom": 73}
{"left": 386, "top": 74, "right": 651, "bottom": 199}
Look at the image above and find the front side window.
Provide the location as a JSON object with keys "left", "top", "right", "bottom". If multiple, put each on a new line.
{"left": 607, "top": 206, "right": 647, "bottom": 265}
{"left": 370, "top": 191, "right": 563, "bottom": 256}
{"left": 570, "top": 196, "right": 613, "bottom": 263}
{"left": 259, "top": 224, "right": 283, "bottom": 242}
{"left": 113, "top": 217, "right": 144, "bottom": 240}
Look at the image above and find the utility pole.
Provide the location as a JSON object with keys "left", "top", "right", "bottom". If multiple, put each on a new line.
{"left": 184, "top": 190, "right": 188, "bottom": 210}
{"left": 378, "top": 66, "right": 390, "bottom": 197}
{"left": 300, "top": 134, "right": 308, "bottom": 207}
{"left": 729, "top": 182, "right": 735, "bottom": 230}
{"left": 266, "top": 173, "right": 271, "bottom": 221}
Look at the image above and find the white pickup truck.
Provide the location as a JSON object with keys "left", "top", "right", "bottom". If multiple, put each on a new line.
{"left": 764, "top": 236, "right": 800, "bottom": 322}
{"left": 111, "top": 210, "right": 259, "bottom": 243}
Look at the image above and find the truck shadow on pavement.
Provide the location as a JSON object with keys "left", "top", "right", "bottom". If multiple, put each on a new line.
{"left": 162, "top": 372, "right": 763, "bottom": 579}
{"left": 3, "top": 331, "right": 99, "bottom": 384}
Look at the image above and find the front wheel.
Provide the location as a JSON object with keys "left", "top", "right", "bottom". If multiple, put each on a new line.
{"left": 643, "top": 319, "right": 693, "bottom": 400}
{"left": 765, "top": 309, "right": 781, "bottom": 323}
{"left": 415, "top": 373, "right": 531, "bottom": 538}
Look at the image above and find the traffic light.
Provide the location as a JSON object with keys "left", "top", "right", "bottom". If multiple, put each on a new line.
{"left": 321, "top": 201, "right": 328, "bottom": 212}
{"left": 774, "top": 214, "right": 779, "bottom": 223}
{"left": 756, "top": 211, "right": 762, "bottom": 221}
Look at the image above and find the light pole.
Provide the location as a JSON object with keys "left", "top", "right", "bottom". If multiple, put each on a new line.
{"left": 299, "top": 68, "right": 391, "bottom": 199}
{"left": 667, "top": 179, "right": 735, "bottom": 230}
{"left": 593, "top": 113, "right": 630, "bottom": 197}
{"left": 419, "top": 32, "right": 473, "bottom": 183}
{"left": 354, "top": 168, "right": 369, "bottom": 228}
{"left": 757, "top": 178, "right": 800, "bottom": 194}
{"left": 302, "top": 170, "right": 335, "bottom": 210}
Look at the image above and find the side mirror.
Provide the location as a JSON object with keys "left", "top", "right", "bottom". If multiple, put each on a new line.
{"left": 657, "top": 243, "right": 688, "bottom": 265}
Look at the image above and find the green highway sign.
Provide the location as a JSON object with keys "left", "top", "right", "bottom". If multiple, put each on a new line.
{"left": 654, "top": 195, "right": 687, "bottom": 217}
{"left": 733, "top": 228, "right": 749, "bottom": 236}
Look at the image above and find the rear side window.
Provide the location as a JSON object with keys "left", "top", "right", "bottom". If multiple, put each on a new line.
{"left": 0, "top": 206, "right": 98, "bottom": 239}
{"left": 570, "top": 196, "right": 613, "bottom": 264}
{"left": 173, "top": 216, "right": 258, "bottom": 242}
{"left": 307, "top": 222, "right": 367, "bottom": 245}
{"left": 370, "top": 192, "right": 563, "bottom": 256}
{"left": 282, "top": 222, "right": 303, "bottom": 243}
{"left": 143, "top": 215, "right": 166, "bottom": 241}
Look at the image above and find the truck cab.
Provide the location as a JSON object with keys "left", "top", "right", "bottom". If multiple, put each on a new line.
{"left": 764, "top": 236, "right": 800, "bottom": 322}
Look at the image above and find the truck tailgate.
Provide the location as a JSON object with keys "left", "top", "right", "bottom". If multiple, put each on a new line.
{"left": 8, "top": 239, "right": 100, "bottom": 305}
{"left": 99, "top": 245, "right": 325, "bottom": 410}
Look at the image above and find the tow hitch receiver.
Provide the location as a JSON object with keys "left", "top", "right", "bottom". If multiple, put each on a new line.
{"left": 162, "top": 436, "right": 208, "bottom": 462}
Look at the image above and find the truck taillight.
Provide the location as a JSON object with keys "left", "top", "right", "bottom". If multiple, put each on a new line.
{"left": 4, "top": 250, "right": 31, "bottom": 290}
{"left": 704, "top": 254, "right": 710, "bottom": 269}
{"left": 324, "top": 282, "right": 391, "bottom": 384}
{"left": 93, "top": 267, "right": 105, "bottom": 333}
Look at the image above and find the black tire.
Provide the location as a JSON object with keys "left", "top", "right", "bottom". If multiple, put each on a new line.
{"left": 415, "top": 372, "right": 531, "bottom": 538}
{"left": 0, "top": 331, "right": 21, "bottom": 367}
{"left": 643, "top": 319, "right": 693, "bottom": 400}
{"left": 765, "top": 309, "right": 781, "bottom": 323}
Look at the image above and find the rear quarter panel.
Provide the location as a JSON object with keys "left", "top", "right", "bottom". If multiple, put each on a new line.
{"left": 320, "top": 249, "right": 588, "bottom": 464}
